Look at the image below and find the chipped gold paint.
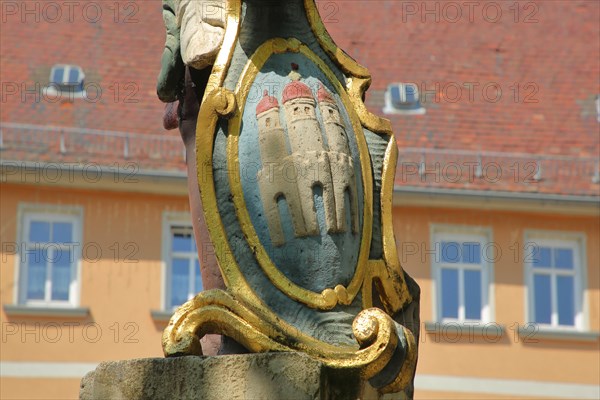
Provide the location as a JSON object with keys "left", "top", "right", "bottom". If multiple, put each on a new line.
{"left": 380, "top": 326, "right": 418, "bottom": 394}
{"left": 379, "top": 137, "right": 412, "bottom": 309}
{"left": 362, "top": 140, "right": 412, "bottom": 312}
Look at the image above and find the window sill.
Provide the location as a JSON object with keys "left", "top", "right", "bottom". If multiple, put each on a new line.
{"left": 382, "top": 106, "right": 426, "bottom": 116}
{"left": 424, "top": 321, "right": 505, "bottom": 336}
{"left": 3, "top": 304, "right": 90, "bottom": 318}
{"left": 517, "top": 326, "right": 600, "bottom": 342}
{"left": 150, "top": 310, "right": 174, "bottom": 323}
{"left": 44, "top": 86, "right": 87, "bottom": 99}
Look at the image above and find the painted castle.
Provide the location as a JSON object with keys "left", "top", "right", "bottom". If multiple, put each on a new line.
{"left": 255, "top": 80, "right": 359, "bottom": 246}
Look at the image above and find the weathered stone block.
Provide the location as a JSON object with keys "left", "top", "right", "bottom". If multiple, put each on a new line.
{"left": 80, "top": 352, "right": 384, "bottom": 400}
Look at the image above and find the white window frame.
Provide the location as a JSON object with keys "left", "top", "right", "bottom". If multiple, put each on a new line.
{"left": 430, "top": 224, "right": 494, "bottom": 323}
{"left": 524, "top": 230, "right": 587, "bottom": 331}
{"left": 161, "top": 212, "right": 201, "bottom": 310}
{"left": 15, "top": 203, "right": 83, "bottom": 307}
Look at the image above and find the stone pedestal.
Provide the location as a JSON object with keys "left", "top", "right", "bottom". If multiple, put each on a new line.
{"left": 80, "top": 352, "right": 393, "bottom": 400}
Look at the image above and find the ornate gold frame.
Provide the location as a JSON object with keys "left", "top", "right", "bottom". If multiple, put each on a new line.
{"left": 163, "top": 0, "right": 416, "bottom": 393}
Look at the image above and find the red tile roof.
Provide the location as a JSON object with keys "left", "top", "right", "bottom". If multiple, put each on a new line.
{"left": 325, "top": 0, "right": 599, "bottom": 196}
{"left": 256, "top": 90, "right": 279, "bottom": 115}
{"left": 1, "top": 1, "right": 167, "bottom": 135}
{"left": 1, "top": 1, "right": 598, "bottom": 196}
{"left": 0, "top": 1, "right": 181, "bottom": 171}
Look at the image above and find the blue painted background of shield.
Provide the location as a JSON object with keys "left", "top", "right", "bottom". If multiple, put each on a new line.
{"left": 237, "top": 53, "right": 364, "bottom": 293}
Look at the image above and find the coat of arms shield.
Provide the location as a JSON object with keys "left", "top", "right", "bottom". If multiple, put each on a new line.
{"left": 161, "top": 0, "right": 420, "bottom": 395}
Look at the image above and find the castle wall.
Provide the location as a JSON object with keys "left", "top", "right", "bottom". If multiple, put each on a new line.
{"left": 290, "top": 152, "right": 335, "bottom": 236}
{"left": 329, "top": 152, "right": 359, "bottom": 233}
{"left": 255, "top": 82, "right": 359, "bottom": 246}
{"left": 257, "top": 161, "right": 306, "bottom": 246}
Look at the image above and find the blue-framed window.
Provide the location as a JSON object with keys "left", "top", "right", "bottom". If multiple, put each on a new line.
{"left": 19, "top": 208, "right": 81, "bottom": 306}
{"left": 432, "top": 228, "right": 492, "bottom": 322}
{"left": 166, "top": 225, "right": 202, "bottom": 309}
{"left": 526, "top": 234, "right": 585, "bottom": 330}
{"left": 47, "top": 64, "right": 85, "bottom": 96}
{"left": 383, "top": 83, "right": 425, "bottom": 115}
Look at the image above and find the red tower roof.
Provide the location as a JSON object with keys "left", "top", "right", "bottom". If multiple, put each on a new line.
{"left": 282, "top": 81, "right": 313, "bottom": 103}
{"left": 317, "top": 83, "right": 335, "bottom": 104}
{"left": 256, "top": 90, "right": 279, "bottom": 115}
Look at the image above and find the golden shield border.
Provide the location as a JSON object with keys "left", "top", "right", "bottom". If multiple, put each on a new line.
{"left": 194, "top": 0, "right": 413, "bottom": 315}
{"left": 163, "top": 0, "right": 417, "bottom": 391}
{"left": 227, "top": 37, "right": 373, "bottom": 310}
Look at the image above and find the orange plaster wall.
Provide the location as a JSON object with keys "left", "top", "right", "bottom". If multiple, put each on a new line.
{"left": 414, "top": 389, "right": 526, "bottom": 400}
{"left": 1, "top": 183, "right": 598, "bottom": 399}
{"left": 394, "top": 206, "right": 600, "bottom": 386}
{"left": 1, "top": 183, "right": 186, "bottom": 364}
{"left": 0, "top": 378, "right": 81, "bottom": 400}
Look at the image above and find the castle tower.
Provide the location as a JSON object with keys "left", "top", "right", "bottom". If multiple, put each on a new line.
{"left": 317, "top": 84, "right": 350, "bottom": 155}
{"left": 318, "top": 83, "right": 357, "bottom": 234}
{"left": 255, "top": 89, "right": 306, "bottom": 246}
{"left": 282, "top": 81, "right": 325, "bottom": 154}
{"left": 256, "top": 90, "right": 287, "bottom": 165}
